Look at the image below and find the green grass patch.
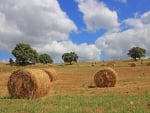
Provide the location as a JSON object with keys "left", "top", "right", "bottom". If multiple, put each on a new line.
{"left": 0, "top": 92, "right": 149, "bottom": 113}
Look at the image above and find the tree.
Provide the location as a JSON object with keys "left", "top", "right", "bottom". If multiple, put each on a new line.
{"left": 12, "top": 43, "right": 39, "bottom": 65}
{"left": 9, "top": 58, "right": 13, "bottom": 64}
{"left": 128, "top": 47, "right": 146, "bottom": 60}
{"left": 9, "top": 58, "right": 15, "bottom": 66}
{"left": 62, "top": 52, "right": 78, "bottom": 64}
{"left": 39, "top": 54, "right": 53, "bottom": 64}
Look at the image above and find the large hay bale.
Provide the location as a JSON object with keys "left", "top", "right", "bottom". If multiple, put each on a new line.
{"left": 94, "top": 67, "right": 117, "bottom": 88}
{"left": 43, "top": 68, "right": 57, "bottom": 81}
{"left": 7, "top": 69, "right": 50, "bottom": 99}
{"left": 129, "top": 62, "right": 136, "bottom": 67}
{"left": 146, "top": 62, "right": 150, "bottom": 66}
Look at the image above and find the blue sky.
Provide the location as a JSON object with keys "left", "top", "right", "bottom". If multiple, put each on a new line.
{"left": 0, "top": 0, "right": 150, "bottom": 62}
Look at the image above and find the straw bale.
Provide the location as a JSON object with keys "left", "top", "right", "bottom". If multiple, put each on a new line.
{"left": 7, "top": 69, "right": 50, "bottom": 99}
{"left": 43, "top": 68, "right": 57, "bottom": 81}
{"left": 146, "top": 62, "right": 150, "bottom": 66}
{"left": 94, "top": 67, "right": 117, "bottom": 87}
{"left": 129, "top": 62, "right": 136, "bottom": 67}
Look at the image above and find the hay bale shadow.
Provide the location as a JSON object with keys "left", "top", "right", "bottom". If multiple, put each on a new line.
{"left": 0, "top": 96, "right": 11, "bottom": 99}
{"left": 147, "top": 102, "right": 150, "bottom": 109}
{"left": 88, "top": 85, "right": 97, "bottom": 88}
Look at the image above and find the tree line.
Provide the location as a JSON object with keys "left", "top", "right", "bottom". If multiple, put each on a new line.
{"left": 10, "top": 43, "right": 78, "bottom": 66}
{"left": 10, "top": 43, "right": 146, "bottom": 66}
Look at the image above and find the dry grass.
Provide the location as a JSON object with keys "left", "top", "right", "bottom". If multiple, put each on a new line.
{"left": 0, "top": 59, "right": 150, "bottom": 97}
{"left": 0, "top": 60, "right": 150, "bottom": 113}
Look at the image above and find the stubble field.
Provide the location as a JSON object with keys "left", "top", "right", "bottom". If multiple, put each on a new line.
{"left": 0, "top": 60, "right": 150, "bottom": 113}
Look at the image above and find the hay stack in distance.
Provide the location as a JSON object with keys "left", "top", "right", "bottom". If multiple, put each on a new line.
{"left": 129, "top": 62, "right": 136, "bottom": 67}
{"left": 94, "top": 67, "right": 118, "bottom": 88}
{"left": 43, "top": 68, "right": 57, "bottom": 82}
{"left": 146, "top": 62, "right": 150, "bottom": 66}
{"left": 7, "top": 69, "right": 50, "bottom": 99}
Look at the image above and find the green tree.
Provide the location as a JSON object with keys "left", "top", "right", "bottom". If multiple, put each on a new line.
{"left": 39, "top": 54, "right": 53, "bottom": 64}
{"left": 12, "top": 43, "right": 39, "bottom": 65}
{"left": 9, "top": 58, "right": 13, "bottom": 64}
{"left": 9, "top": 58, "right": 15, "bottom": 66}
{"left": 128, "top": 47, "right": 146, "bottom": 60}
{"left": 62, "top": 52, "right": 78, "bottom": 64}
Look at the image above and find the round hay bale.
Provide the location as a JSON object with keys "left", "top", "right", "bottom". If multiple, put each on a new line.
{"left": 94, "top": 67, "right": 118, "bottom": 88}
{"left": 146, "top": 62, "right": 150, "bottom": 66}
{"left": 43, "top": 68, "right": 57, "bottom": 81}
{"left": 129, "top": 62, "right": 136, "bottom": 67}
{"left": 7, "top": 69, "right": 50, "bottom": 99}
{"left": 101, "top": 64, "right": 106, "bottom": 66}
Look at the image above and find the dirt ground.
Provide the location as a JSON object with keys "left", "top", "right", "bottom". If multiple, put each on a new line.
{"left": 1, "top": 65, "right": 150, "bottom": 97}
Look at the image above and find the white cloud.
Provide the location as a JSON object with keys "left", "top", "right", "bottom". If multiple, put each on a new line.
{"left": 123, "top": 18, "right": 144, "bottom": 28}
{"left": 76, "top": 0, "right": 120, "bottom": 32}
{"left": 123, "top": 11, "right": 150, "bottom": 29}
{"left": 36, "top": 41, "right": 100, "bottom": 62}
{"left": 96, "top": 11, "right": 150, "bottom": 60}
{"left": 0, "top": 0, "right": 77, "bottom": 50}
{"left": 0, "top": 0, "right": 98, "bottom": 62}
{"left": 141, "top": 11, "right": 150, "bottom": 24}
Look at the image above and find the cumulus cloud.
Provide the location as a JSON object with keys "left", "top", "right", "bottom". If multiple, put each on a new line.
{"left": 96, "top": 11, "right": 150, "bottom": 60}
{"left": 141, "top": 11, "right": 150, "bottom": 24}
{"left": 36, "top": 41, "right": 100, "bottom": 62}
{"left": 0, "top": 0, "right": 77, "bottom": 51}
{"left": 76, "top": 0, "right": 119, "bottom": 32}
{"left": 0, "top": 0, "right": 101, "bottom": 62}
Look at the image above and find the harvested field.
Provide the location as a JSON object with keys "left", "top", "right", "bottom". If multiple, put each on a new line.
{"left": 0, "top": 61, "right": 150, "bottom": 112}
{"left": 0, "top": 63, "right": 150, "bottom": 96}
{"left": 48, "top": 66, "right": 150, "bottom": 96}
